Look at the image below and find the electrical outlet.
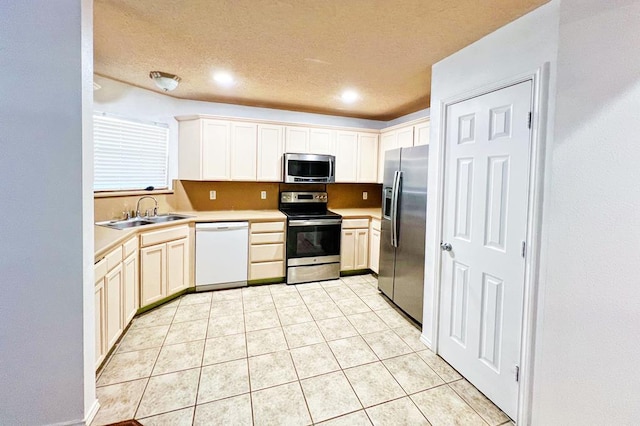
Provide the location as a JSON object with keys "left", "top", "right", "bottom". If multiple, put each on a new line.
{"left": 209, "top": 190, "right": 216, "bottom": 200}
{"left": 260, "top": 191, "right": 267, "bottom": 200}
{"left": 363, "top": 191, "right": 368, "bottom": 200}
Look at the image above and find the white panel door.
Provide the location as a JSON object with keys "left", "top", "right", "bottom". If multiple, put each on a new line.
{"left": 335, "top": 131, "right": 358, "bottom": 182}
{"left": 257, "top": 124, "right": 284, "bottom": 181}
{"left": 230, "top": 122, "right": 257, "bottom": 181}
{"left": 396, "top": 126, "right": 414, "bottom": 148}
{"left": 414, "top": 121, "right": 431, "bottom": 146}
{"left": 285, "top": 126, "right": 309, "bottom": 153}
{"left": 202, "top": 119, "right": 231, "bottom": 180}
{"left": 438, "top": 81, "right": 532, "bottom": 419}
{"left": 357, "top": 133, "right": 378, "bottom": 183}
{"left": 378, "top": 131, "right": 397, "bottom": 183}
{"left": 309, "top": 128, "right": 335, "bottom": 155}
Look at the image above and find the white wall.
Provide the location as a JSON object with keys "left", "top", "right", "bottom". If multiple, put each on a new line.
{"left": 423, "top": 1, "right": 560, "bottom": 348}
{"left": 0, "top": 1, "right": 95, "bottom": 424}
{"left": 532, "top": 0, "right": 640, "bottom": 423}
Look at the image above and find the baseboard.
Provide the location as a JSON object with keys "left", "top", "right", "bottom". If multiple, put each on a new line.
{"left": 84, "top": 399, "right": 100, "bottom": 425}
{"left": 419, "top": 333, "right": 433, "bottom": 350}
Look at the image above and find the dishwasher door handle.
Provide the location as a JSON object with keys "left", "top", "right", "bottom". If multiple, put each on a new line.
{"left": 196, "top": 222, "right": 249, "bottom": 231}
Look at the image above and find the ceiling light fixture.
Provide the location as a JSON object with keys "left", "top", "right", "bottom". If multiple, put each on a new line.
{"left": 213, "top": 71, "right": 235, "bottom": 87}
{"left": 149, "top": 71, "right": 181, "bottom": 91}
{"left": 341, "top": 89, "right": 359, "bottom": 104}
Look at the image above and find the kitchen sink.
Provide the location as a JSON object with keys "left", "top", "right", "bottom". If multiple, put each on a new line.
{"left": 96, "top": 214, "right": 193, "bottom": 230}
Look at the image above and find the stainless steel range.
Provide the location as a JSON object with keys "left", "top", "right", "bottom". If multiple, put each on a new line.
{"left": 280, "top": 191, "right": 342, "bottom": 284}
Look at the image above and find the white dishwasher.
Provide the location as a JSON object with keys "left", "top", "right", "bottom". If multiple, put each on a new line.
{"left": 195, "top": 222, "right": 249, "bottom": 291}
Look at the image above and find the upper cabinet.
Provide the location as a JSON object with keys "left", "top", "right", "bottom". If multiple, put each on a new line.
{"left": 177, "top": 115, "right": 428, "bottom": 184}
{"left": 335, "top": 131, "right": 378, "bottom": 183}
{"left": 257, "top": 124, "right": 284, "bottom": 181}
{"left": 377, "top": 118, "right": 430, "bottom": 183}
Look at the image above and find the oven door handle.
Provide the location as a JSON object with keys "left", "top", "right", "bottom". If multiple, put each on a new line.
{"left": 289, "top": 219, "right": 342, "bottom": 227}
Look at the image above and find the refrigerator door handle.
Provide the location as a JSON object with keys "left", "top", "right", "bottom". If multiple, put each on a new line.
{"left": 391, "top": 170, "right": 402, "bottom": 247}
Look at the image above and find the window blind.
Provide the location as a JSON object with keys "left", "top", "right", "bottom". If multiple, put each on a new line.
{"left": 94, "top": 114, "right": 169, "bottom": 191}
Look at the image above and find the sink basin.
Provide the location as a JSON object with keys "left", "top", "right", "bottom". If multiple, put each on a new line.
{"left": 148, "top": 214, "right": 193, "bottom": 223}
{"left": 96, "top": 214, "right": 193, "bottom": 230}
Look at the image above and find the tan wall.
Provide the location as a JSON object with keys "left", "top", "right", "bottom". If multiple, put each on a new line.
{"left": 94, "top": 180, "right": 382, "bottom": 220}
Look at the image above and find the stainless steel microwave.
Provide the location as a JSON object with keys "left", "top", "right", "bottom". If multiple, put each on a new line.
{"left": 283, "top": 153, "right": 335, "bottom": 183}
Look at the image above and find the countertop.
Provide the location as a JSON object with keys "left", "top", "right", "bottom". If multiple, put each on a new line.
{"left": 94, "top": 208, "right": 381, "bottom": 262}
{"left": 330, "top": 208, "right": 382, "bottom": 220}
{"left": 94, "top": 209, "right": 286, "bottom": 262}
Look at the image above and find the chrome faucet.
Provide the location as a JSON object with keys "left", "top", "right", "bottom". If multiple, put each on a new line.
{"left": 136, "top": 196, "right": 158, "bottom": 218}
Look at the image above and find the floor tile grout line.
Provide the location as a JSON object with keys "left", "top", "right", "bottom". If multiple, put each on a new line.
{"left": 190, "top": 292, "right": 215, "bottom": 424}
{"left": 447, "top": 379, "right": 506, "bottom": 426}
{"left": 239, "top": 289, "right": 256, "bottom": 426}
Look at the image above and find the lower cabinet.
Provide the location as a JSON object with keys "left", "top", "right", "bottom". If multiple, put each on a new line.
{"left": 94, "top": 259, "right": 107, "bottom": 370}
{"left": 140, "top": 225, "right": 191, "bottom": 308}
{"left": 105, "top": 263, "right": 123, "bottom": 349}
{"left": 123, "top": 240, "right": 139, "bottom": 325}
{"left": 369, "top": 219, "right": 381, "bottom": 274}
{"left": 341, "top": 219, "right": 370, "bottom": 271}
{"left": 249, "top": 221, "right": 285, "bottom": 281}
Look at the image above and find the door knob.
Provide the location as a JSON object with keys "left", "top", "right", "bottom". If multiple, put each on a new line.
{"left": 441, "top": 242, "right": 452, "bottom": 251}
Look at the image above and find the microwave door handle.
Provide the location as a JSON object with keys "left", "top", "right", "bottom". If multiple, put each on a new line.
{"left": 329, "top": 159, "right": 333, "bottom": 181}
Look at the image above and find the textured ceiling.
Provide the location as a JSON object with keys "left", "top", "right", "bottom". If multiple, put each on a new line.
{"left": 94, "top": 0, "right": 548, "bottom": 120}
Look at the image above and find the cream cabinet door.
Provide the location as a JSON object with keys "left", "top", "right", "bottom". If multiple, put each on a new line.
{"left": 285, "top": 126, "right": 309, "bottom": 153}
{"left": 355, "top": 229, "right": 369, "bottom": 270}
{"left": 140, "top": 243, "right": 166, "bottom": 307}
{"left": 369, "top": 228, "right": 380, "bottom": 273}
{"left": 396, "top": 126, "right": 414, "bottom": 148}
{"left": 341, "top": 229, "right": 356, "bottom": 271}
{"left": 357, "top": 133, "right": 378, "bottom": 183}
{"left": 123, "top": 251, "right": 138, "bottom": 324}
{"left": 378, "top": 131, "right": 397, "bottom": 183}
{"left": 230, "top": 122, "right": 257, "bottom": 181}
{"left": 94, "top": 259, "right": 107, "bottom": 369}
{"left": 167, "top": 237, "right": 190, "bottom": 295}
{"left": 105, "top": 262, "right": 123, "bottom": 349}
{"left": 414, "top": 121, "right": 430, "bottom": 146}
{"left": 257, "top": 124, "right": 284, "bottom": 181}
{"left": 309, "top": 128, "right": 335, "bottom": 155}
{"left": 202, "top": 119, "right": 231, "bottom": 180}
{"left": 335, "top": 131, "right": 358, "bottom": 182}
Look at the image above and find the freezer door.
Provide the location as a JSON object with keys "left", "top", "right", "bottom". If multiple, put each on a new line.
{"left": 394, "top": 145, "right": 428, "bottom": 323}
{"left": 378, "top": 148, "right": 401, "bottom": 299}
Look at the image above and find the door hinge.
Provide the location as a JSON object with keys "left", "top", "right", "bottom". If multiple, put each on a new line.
{"left": 528, "top": 112, "right": 532, "bottom": 129}
{"left": 515, "top": 365, "right": 520, "bottom": 382}
{"left": 521, "top": 241, "right": 526, "bottom": 258}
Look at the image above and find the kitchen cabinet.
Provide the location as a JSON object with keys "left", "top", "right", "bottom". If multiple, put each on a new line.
{"left": 309, "top": 128, "right": 336, "bottom": 155}
{"left": 202, "top": 119, "right": 231, "bottom": 180}
{"left": 369, "top": 219, "right": 381, "bottom": 274}
{"left": 397, "top": 127, "right": 414, "bottom": 148}
{"left": 105, "top": 262, "right": 123, "bottom": 349}
{"left": 414, "top": 121, "right": 430, "bottom": 146}
{"left": 257, "top": 124, "right": 284, "bottom": 181}
{"left": 122, "top": 236, "right": 139, "bottom": 325}
{"left": 140, "top": 225, "right": 191, "bottom": 308}
{"left": 341, "top": 219, "right": 370, "bottom": 271}
{"left": 249, "top": 221, "right": 285, "bottom": 281}
{"left": 285, "top": 126, "right": 309, "bottom": 153}
{"left": 230, "top": 122, "right": 258, "bottom": 180}
{"left": 335, "top": 131, "right": 379, "bottom": 183}
{"left": 94, "top": 259, "right": 107, "bottom": 370}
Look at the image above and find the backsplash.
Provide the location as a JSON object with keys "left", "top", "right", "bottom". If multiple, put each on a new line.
{"left": 94, "top": 180, "right": 382, "bottom": 220}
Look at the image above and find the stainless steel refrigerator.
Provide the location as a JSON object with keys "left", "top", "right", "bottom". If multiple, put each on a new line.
{"left": 379, "top": 144, "right": 428, "bottom": 324}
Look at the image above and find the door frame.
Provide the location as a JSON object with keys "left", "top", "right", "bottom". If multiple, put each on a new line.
{"left": 429, "top": 64, "right": 552, "bottom": 425}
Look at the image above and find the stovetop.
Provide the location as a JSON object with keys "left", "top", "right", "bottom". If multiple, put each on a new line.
{"left": 280, "top": 209, "right": 342, "bottom": 220}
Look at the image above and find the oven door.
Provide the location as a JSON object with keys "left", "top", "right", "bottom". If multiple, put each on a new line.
{"left": 287, "top": 219, "right": 341, "bottom": 266}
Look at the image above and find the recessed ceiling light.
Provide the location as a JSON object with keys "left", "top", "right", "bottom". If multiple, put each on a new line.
{"left": 341, "top": 89, "right": 359, "bottom": 104}
{"left": 213, "top": 71, "right": 235, "bottom": 87}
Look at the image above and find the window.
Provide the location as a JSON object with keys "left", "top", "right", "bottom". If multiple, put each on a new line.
{"left": 93, "top": 113, "right": 169, "bottom": 191}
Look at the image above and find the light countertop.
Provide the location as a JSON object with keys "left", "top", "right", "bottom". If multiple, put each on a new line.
{"left": 330, "top": 208, "right": 382, "bottom": 220}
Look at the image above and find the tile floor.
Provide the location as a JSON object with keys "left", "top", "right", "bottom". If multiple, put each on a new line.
{"left": 93, "top": 274, "right": 513, "bottom": 426}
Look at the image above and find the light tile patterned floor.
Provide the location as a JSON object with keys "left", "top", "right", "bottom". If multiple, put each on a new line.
{"left": 93, "top": 274, "right": 513, "bottom": 426}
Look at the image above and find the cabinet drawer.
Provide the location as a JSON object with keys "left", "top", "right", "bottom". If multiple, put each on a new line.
{"left": 251, "top": 232, "right": 285, "bottom": 245}
{"left": 342, "top": 218, "right": 370, "bottom": 229}
{"left": 140, "top": 225, "right": 190, "bottom": 247}
{"left": 251, "top": 221, "right": 285, "bottom": 233}
{"left": 251, "top": 243, "right": 284, "bottom": 262}
{"left": 105, "top": 246, "right": 123, "bottom": 271}
{"left": 123, "top": 236, "right": 139, "bottom": 258}
{"left": 94, "top": 258, "right": 108, "bottom": 283}
{"left": 250, "top": 261, "right": 284, "bottom": 280}
{"left": 370, "top": 219, "right": 381, "bottom": 232}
